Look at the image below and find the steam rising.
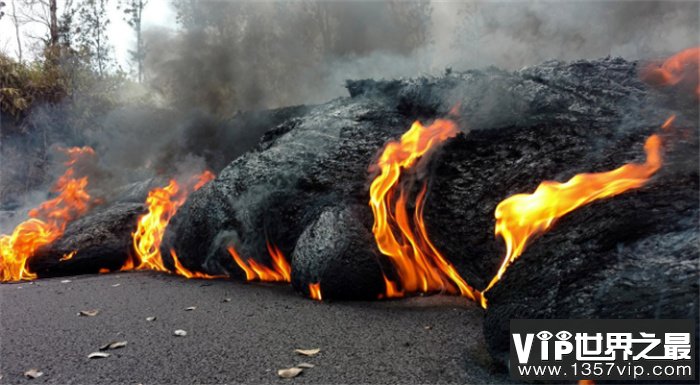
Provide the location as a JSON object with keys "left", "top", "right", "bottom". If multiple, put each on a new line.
{"left": 1, "top": 0, "right": 698, "bottom": 223}
{"left": 144, "top": 1, "right": 698, "bottom": 110}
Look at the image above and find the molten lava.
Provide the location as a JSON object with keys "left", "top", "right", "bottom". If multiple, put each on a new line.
{"left": 370, "top": 113, "right": 670, "bottom": 308}
{"left": 641, "top": 46, "right": 700, "bottom": 95}
{"left": 369, "top": 119, "right": 479, "bottom": 302}
{"left": 482, "top": 130, "right": 666, "bottom": 302}
{"left": 227, "top": 241, "right": 291, "bottom": 282}
{"left": 127, "top": 171, "right": 216, "bottom": 277}
{"left": 130, "top": 169, "right": 294, "bottom": 283}
{"left": 0, "top": 147, "right": 95, "bottom": 282}
{"left": 308, "top": 283, "right": 322, "bottom": 301}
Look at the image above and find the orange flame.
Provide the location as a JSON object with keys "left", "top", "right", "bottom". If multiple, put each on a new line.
{"left": 0, "top": 147, "right": 95, "bottom": 282}
{"left": 59, "top": 251, "right": 77, "bottom": 262}
{"left": 170, "top": 250, "right": 225, "bottom": 279}
{"left": 227, "top": 241, "right": 291, "bottom": 283}
{"left": 641, "top": 46, "right": 700, "bottom": 95}
{"left": 369, "top": 119, "right": 479, "bottom": 301}
{"left": 308, "top": 283, "right": 322, "bottom": 301}
{"left": 482, "top": 130, "right": 665, "bottom": 304}
{"left": 126, "top": 171, "right": 216, "bottom": 277}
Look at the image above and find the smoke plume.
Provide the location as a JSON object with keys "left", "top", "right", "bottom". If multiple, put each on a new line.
{"left": 1, "top": 0, "right": 697, "bottom": 224}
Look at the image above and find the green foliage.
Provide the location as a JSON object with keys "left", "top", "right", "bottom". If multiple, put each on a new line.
{"left": 75, "top": 0, "right": 112, "bottom": 77}
{"left": 0, "top": 50, "right": 128, "bottom": 136}
{"left": 0, "top": 53, "right": 67, "bottom": 122}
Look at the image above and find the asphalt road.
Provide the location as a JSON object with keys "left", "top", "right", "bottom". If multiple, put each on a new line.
{"left": 0, "top": 272, "right": 514, "bottom": 384}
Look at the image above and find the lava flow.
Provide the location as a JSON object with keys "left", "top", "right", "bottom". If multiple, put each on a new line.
{"left": 370, "top": 114, "right": 670, "bottom": 308}
{"left": 124, "top": 171, "right": 216, "bottom": 277}
{"left": 0, "top": 147, "right": 95, "bottom": 282}
{"left": 369, "top": 119, "right": 479, "bottom": 302}
{"left": 482, "top": 123, "right": 669, "bottom": 305}
{"left": 227, "top": 241, "right": 291, "bottom": 282}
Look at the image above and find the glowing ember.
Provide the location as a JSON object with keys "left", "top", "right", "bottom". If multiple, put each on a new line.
{"left": 482, "top": 129, "right": 666, "bottom": 305}
{"left": 308, "top": 283, "right": 322, "bottom": 301}
{"left": 127, "top": 171, "right": 215, "bottom": 276}
{"left": 59, "top": 251, "right": 77, "bottom": 262}
{"left": 641, "top": 46, "right": 699, "bottom": 95}
{"left": 369, "top": 119, "right": 479, "bottom": 302}
{"left": 0, "top": 147, "right": 95, "bottom": 282}
{"left": 227, "top": 241, "right": 291, "bottom": 283}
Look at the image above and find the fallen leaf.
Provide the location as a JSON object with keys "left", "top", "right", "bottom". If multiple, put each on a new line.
{"left": 109, "top": 341, "right": 127, "bottom": 349}
{"left": 277, "top": 367, "right": 303, "bottom": 378}
{"left": 60, "top": 279, "right": 71, "bottom": 283}
{"left": 24, "top": 369, "right": 43, "bottom": 379}
{"left": 185, "top": 306, "right": 196, "bottom": 311}
{"left": 100, "top": 341, "right": 127, "bottom": 350}
{"left": 294, "top": 348, "right": 320, "bottom": 356}
{"left": 146, "top": 316, "right": 156, "bottom": 322}
{"left": 424, "top": 325, "right": 432, "bottom": 330}
{"left": 173, "top": 329, "right": 187, "bottom": 337}
{"left": 78, "top": 309, "right": 99, "bottom": 317}
{"left": 297, "top": 363, "right": 315, "bottom": 369}
{"left": 111, "top": 283, "right": 120, "bottom": 287}
{"left": 222, "top": 298, "right": 231, "bottom": 303}
{"left": 88, "top": 352, "right": 110, "bottom": 359}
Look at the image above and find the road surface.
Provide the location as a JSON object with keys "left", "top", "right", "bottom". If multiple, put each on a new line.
{"left": 0, "top": 272, "right": 515, "bottom": 384}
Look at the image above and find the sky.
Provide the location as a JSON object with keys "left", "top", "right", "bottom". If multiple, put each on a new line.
{"left": 0, "top": 0, "right": 176, "bottom": 70}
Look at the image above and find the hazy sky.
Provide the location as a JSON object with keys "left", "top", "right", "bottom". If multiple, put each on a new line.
{"left": 0, "top": 0, "right": 176, "bottom": 68}
{"left": 1, "top": 0, "right": 697, "bottom": 82}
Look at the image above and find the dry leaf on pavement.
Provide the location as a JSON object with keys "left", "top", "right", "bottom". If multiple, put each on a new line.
{"left": 294, "top": 348, "right": 320, "bottom": 356}
{"left": 78, "top": 309, "right": 99, "bottom": 317}
{"left": 277, "top": 367, "right": 303, "bottom": 378}
{"left": 24, "top": 369, "right": 43, "bottom": 379}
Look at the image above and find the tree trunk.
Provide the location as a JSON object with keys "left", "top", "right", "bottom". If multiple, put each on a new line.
{"left": 136, "top": 0, "right": 143, "bottom": 83}
{"left": 49, "top": 0, "right": 58, "bottom": 47}
{"left": 11, "top": 0, "right": 22, "bottom": 62}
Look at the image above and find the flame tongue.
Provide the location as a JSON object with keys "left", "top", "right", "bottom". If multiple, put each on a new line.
{"left": 130, "top": 168, "right": 294, "bottom": 283}
{"left": 0, "top": 147, "right": 95, "bottom": 282}
{"left": 642, "top": 47, "right": 700, "bottom": 95}
{"left": 483, "top": 131, "right": 665, "bottom": 299}
{"left": 128, "top": 171, "right": 215, "bottom": 276}
{"left": 369, "top": 119, "right": 479, "bottom": 301}
{"left": 370, "top": 115, "right": 669, "bottom": 307}
{"left": 308, "top": 283, "right": 322, "bottom": 301}
{"left": 227, "top": 241, "right": 291, "bottom": 282}
{"left": 131, "top": 179, "right": 184, "bottom": 272}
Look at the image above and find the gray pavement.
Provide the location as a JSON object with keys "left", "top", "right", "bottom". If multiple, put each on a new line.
{"left": 0, "top": 272, "right": 514, "bottom": 384}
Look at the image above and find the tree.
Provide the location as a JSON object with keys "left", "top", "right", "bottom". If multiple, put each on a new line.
{"left": 9, "top": 0, "right": 22, "bottom": 62}
{"left": 48, "top": 0, "right": 56, "bottom": 46}
{"left": 118, "top": 0, "right": 147, "bottom": 83}
{"left": 76, "top": 0, "right": 112, "bottom": 77}
{"left": 57, "top": 0, "right": 76, "bottom": 47}
{"left": 15, "top": 0, "right": 59, "bottom": 53}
